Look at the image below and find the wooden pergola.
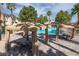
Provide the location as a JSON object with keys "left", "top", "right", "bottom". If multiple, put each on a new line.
{"left": 44, "top": 23, "right": 75, "bottom": 43}
{"left": 0, "top": 22, "right": 39, "bottom": 56}
{"left": 74, "top": 23, "right": 79, "bottom": 34}
{"left": 60, "top": 24, "right": 75, "bottom": 39}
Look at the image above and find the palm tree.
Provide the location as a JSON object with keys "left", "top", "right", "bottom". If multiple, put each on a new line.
{"left": 45, "top": 10, "right": 51, "bottom": 42}
{"left": 55, "top": 10, "right": 71, "bottom": 39}
{"left": 71, "top": 3, "right": 79, "bottom": 27}
{"left": 47, "top": 10, "right": 52, "bottom": 21}
{"left": 55, "top": 10, "right": 71, "bottom": 25}
{"left": 7, "top": 3, "right": 16, "bottom": 23}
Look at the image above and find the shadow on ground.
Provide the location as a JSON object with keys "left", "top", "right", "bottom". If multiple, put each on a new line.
{"left": 39, "top": 48, "right": 66, "bottom": 56}
{"left": 38, "top": 39, "right": 67, "bottom": 56}
{"left": 0, "top": 37, "right": 32, "bottom": 56}
{"left": 1, "top": 34, "right": 75, "bottom": 56}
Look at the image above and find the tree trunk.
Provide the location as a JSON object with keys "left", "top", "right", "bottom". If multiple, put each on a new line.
{"left": 49, "top": 16, "right": 50, "bottom": 21}
{"left": 77, "top": 3, "right": 79, "bottom": 26}
{"left": 11, "top": 9, "right": 14, "bottom": 24}
{"left": 56, "top": 26, "right": 59, "bottom": 40}
{"left": 75, "top": 12, "right": 79, "bottom": 34}
{"left": 45, "top": 25, "right": 48, "bottom": 43}
{"left": 25, "top": 28, "right": 29, "bottom": 41}
{"left": 77, "top": 12, "right": 79, "bottom": 26}
{"left": 71, "top": 28, "right": 75, "bottom": 39}
{"left": 24, "top": 24, "right": 29, "bottom": 40}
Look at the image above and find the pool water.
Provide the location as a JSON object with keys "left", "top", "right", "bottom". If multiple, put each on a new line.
{"left": 37, "top": 27, "right": 57, "bottom": 35}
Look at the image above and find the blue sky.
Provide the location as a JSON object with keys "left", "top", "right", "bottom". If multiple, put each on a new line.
{"left": 2, "top": 3, "right": 77, "bottom": 23}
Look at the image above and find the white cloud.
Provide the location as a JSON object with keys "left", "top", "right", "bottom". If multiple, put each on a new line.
{"left": 3, "top": 3, "right": 77, "bottom": 23}
{"left": 13, "top": 7, "right": 22, "bottom": 16}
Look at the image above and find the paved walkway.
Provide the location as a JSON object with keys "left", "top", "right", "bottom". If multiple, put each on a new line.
{"left": 0, "top": 33, "right": 79, "bottom": 56}
{"left": 39, "top": 35, "right": 79, "bottom": 56}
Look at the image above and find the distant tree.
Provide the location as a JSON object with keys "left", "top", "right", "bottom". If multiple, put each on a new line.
{"left": 47, "top": 10, "right": 52, "bottom": 21}
{"left": 38, "top": 15, "right": 48, "bottom": 24}
{"left": 7, "top": 3, "right": 16, "bottom": 15}
{"left": 19, "top": 6, "right": 37, "bottom": 22}
{"left": 55, "top": 10, "right": 71, "bottom": 25}
{"left": 7, "top": 3, "right": 16, "bottom": 22}
{"left": 71, "top": 3, "right": 79, "bottom": 27}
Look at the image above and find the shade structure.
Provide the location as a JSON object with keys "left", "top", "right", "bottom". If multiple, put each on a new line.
{"left": 61, "top": 24, "right": 74, "bottom": 29}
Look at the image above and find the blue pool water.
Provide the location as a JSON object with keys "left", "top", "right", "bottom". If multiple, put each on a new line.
{"left": 37, "top": 27, "right": 57, "bottom": 35}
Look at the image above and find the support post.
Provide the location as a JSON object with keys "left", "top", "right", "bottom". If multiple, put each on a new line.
{"left": 71, "top": 28, "right": 75, "bottom": 39}
{"left": 45, "top": 25, "right": 48, "bottom": 43}
{"left": 56, "top": 26, "right": 59, "bottom": 40}
{"left": 0, "top": 29, "right": 10, "bottom": 53}
{"left": 32, "top": 28, "right": 39, "bottom": 56}
{"left": 23, "top": 23, "right": 29, "bottom": 40}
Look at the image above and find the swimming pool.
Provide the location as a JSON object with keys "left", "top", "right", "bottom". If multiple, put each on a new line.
{"left": 37, "top": 27, "right": 57, "bottom": 35}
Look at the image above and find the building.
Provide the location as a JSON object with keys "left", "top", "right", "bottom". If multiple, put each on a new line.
{"left": 0, "top": 13, "right": 19, "bottom": 26}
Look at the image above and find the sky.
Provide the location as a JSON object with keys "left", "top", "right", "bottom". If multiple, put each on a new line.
{"left": 2, "top": 3, "right": 77, "bottom": 23}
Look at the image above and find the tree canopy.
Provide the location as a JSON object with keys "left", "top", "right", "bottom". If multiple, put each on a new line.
{"left": 71, "top": 3, "right": 79, "bottom": 26}
{"left": 55, "top": 10, "right": 71, "bottom": 25}
{"left": 37, "top": 15, "right": 48, "bottom": 24}
{"left": 19, "top": 6, "right": 37, "bottom": 22}
{"left": 47, "top": 10, "right": 52, "bottom": 20}
{"left": 7, "top": 3, "right": 16, "bottom": 15}
{"left": 71, "top": 3, "right": 79, "bottom": 17}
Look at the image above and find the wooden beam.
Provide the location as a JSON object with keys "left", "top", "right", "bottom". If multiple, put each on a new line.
{"left": 61, "top": 24, "right": 74, "bottom": 29}
{"left": 61, "top": 24, "right": 75, "bottom": 40}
